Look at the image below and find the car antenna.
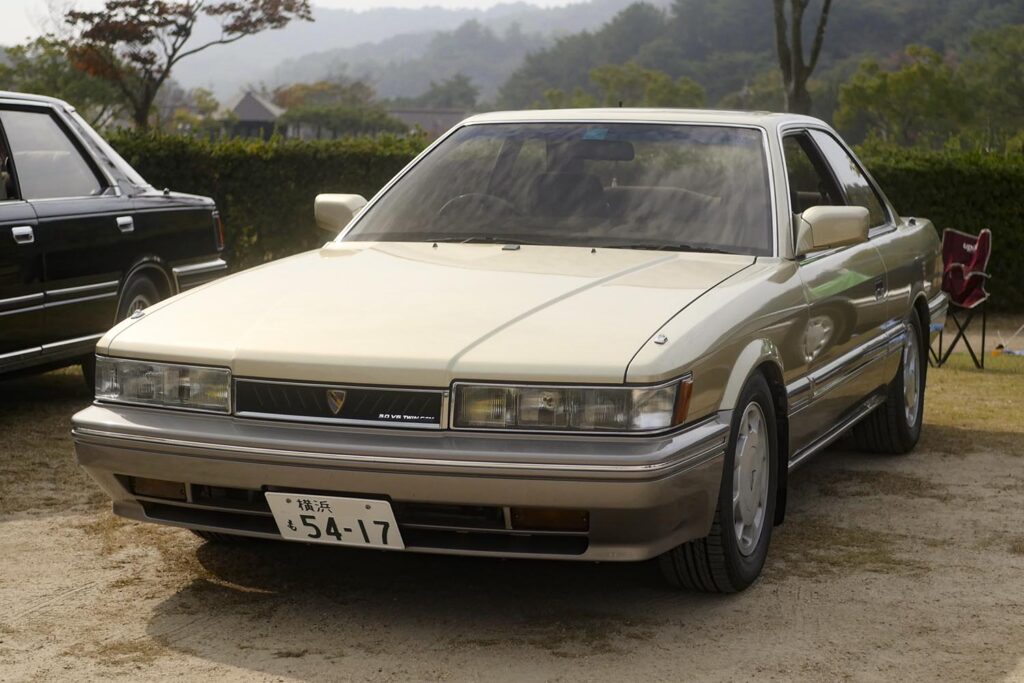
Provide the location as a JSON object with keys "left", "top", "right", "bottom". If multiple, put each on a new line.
{"left": 618, "top": 100, "right": 623, "bottom": 108}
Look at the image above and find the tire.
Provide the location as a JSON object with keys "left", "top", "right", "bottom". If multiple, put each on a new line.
{"left": 850, "top": 313, "right": 926, "bottom": 455}
{"left": 659, "top": 372, "right": 778, "bottom": 593}
{"left": 116, "top": 274, "right": 162, "bottom": 321}
{"left": 81, "top": 274, "right": 164, "bottom": 391}
{"left": 80, "top": 354, "right": 96, "bottom": 393}
{"left": 192, "top": 530, "right": 256, "bottom": 544}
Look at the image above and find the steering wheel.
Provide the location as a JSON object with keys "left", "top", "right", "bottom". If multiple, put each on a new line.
{"left": 436, "top": 193, "right": 520, "bottom": 223}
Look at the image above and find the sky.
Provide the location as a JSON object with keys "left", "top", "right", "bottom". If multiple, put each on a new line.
{"left": 1, "top": 0, "right": 583, "bottom": 45}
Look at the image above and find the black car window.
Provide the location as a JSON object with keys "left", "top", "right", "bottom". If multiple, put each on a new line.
{"left": 0, "top": 109, "right": 104, "bottom": 200}
{"left": 809, "top": 130, "right": 888, "bottom": 228}
{"left": 781, "top": 132, "right": 843, "bottom": 216}
{"left": 0, "top": 128, "right": 14, "bottom": 201}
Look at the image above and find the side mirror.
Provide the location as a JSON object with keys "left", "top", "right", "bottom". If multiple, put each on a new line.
{"left": 796, "top": 205, "right": 870, "bottom": 256}
{"left": 315, "top": 193, "right": 367, "bottom": 233}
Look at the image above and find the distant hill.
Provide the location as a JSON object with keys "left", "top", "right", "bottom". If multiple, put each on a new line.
{"left": 174, "top": 0, "right": 670, "bottom": 99}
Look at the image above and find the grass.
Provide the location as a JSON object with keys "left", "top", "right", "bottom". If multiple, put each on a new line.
{"left": 920, "top": 352, "right": 1024, "bottom": 457}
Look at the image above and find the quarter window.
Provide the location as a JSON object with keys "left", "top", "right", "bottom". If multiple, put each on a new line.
{"left": 0, "top": 109, "right": 103, "bottom": 200}
{"left": 808, "top": 130, "right": 888, "bottom": 228}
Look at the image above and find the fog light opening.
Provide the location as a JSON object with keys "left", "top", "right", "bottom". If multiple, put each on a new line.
{"left": 129, "top": 476, "right": 187, "bottom": 501}
{"left": 510, "top": 507, "right": 589, "bottom": 532}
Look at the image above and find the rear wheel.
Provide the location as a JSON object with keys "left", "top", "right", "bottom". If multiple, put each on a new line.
{"left": 659, "top": 372, "right": 778, "bottom": 593}
{"left": 851, "top": 314, "right": 926, "bottom": 454}
{"left": 81, "top": 273, "right": 165, "bottom": 391}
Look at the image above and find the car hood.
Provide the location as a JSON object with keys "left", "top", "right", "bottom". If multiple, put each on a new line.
{"left": 101, "top": 242, "right": 754, "bottom": 386}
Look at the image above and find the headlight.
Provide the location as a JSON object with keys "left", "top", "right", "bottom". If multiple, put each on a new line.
{"left": 453, "top": 377, "right": 692, "bottom": 432}
{"left": 95, "top": 357, "right": 231, "bottom": 413}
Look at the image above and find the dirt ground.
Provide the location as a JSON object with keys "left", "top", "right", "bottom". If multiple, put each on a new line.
{"left": 1, "top": 351, "right": 1023, "bottom": 682}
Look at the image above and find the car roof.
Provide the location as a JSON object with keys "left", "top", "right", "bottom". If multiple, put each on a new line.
{"left": 461, "top": 108, "right": 822, "bottom": 131}
{"left": 0, "top": 90, "right": 73, "bottom": 109}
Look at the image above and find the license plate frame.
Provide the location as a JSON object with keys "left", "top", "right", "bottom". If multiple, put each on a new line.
{"left": 265, "top": 492, "right": 405, "bottom": 550}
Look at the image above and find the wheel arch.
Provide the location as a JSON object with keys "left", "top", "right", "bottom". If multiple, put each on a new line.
{"left": 719, "top": 339, "right": 791, "bottom": 526}
{"left": 115, "top": 257, "right": 174, "bottom": 321}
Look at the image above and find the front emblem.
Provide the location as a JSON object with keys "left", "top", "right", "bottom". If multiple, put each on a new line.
{"left": 326, "top": 389, "right": 347, "bottom": 415}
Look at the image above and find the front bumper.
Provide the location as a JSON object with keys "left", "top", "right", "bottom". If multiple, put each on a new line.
{"left": 72, "top": 404, "right": 728, "bottom": 562}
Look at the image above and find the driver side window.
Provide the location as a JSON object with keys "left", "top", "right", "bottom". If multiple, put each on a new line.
{"left": 782, "top": 133, "right": 843, "bottom": 216}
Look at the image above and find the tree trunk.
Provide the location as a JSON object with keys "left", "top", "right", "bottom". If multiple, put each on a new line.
{"left": 785, "top": 82, "right": 813, "bottom": 115}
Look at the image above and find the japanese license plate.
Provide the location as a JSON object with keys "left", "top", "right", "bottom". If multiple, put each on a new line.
{"left": 265, "top": 493, "right": 405, "bottom": 550}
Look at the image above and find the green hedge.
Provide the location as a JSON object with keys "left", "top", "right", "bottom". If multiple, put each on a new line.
{"left": 860, "top": 146, "right": 1024, "bottom": 312}
{"left": 108, "top": 132, "right": 428, "bottom": 270}
{"left": 109, "top": 133, "right": 1023, "bottom": 311}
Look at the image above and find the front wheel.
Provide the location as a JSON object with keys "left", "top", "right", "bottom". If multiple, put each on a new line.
{"left": 659, "top": 372, "right": 778, "bottom": 593}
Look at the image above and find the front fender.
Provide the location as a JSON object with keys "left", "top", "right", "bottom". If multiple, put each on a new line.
{"left": 719, "top": 338, "right": 785, "bottom": 412}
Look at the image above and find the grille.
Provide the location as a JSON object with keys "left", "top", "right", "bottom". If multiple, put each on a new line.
{"left": 234, "top": 379, "right": 444, "bottom": 427}
{"left": 132, "top": 481, "right": 589, "bottom": 556}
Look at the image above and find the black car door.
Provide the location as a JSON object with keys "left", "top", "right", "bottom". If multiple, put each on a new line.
{"left": 0, "top": 193, "right": 44, "bottom": 364}
{"left": 0, "top": 105, "right": 130, "bottom": 347}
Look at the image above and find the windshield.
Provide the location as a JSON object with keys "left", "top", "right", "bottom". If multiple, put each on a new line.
{"left": 343, "top": 122, "right": 773, "bottom": 255}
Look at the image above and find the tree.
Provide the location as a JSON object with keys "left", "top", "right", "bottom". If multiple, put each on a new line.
{"left": 410, "top": 74, "right": 479, "bottom": 110}
{"left": 0, "top": 37, "right": 124, "bottom": 127}
{"left": 279, "top": 104, "right": 407, "bottom": 138}
{"left": 590, "top": 62, "right": 705, "bottom": 108}
{"left": 543, "top": 86, "right": 597, "bottom": 109}
{"left": 771, "top": 0, "right": 833, "bottom": 114}
{"left": 835, "top": 46, "right": 973, "bottom": 147}
{"left": 65, "top": 0, "right": 313, "bottom": 129}
{"left": 272, "top": 78, "right": 376, "bottom": 110}
{"left": 962, "top": 25, "right": 1024, "bottom": 148}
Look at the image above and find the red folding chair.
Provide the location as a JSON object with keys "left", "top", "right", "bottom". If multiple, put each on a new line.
{"left": 934, "top": 228, "right": 992, "bottom": 368}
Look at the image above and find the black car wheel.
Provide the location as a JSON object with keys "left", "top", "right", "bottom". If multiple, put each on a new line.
{"left": 81, "top": 274, "right": 164, "bottom": 391}
{"left": 659, "top": 372, "right": 778, "bottom": 592}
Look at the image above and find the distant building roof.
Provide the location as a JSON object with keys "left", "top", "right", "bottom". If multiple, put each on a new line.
{"left": 227, "top": 91, "right": 285, "bottom": 122}
{"left": 387, "top": 109, "right": 471, "bottom": 136}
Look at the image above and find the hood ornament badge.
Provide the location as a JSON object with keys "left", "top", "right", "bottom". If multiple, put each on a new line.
{"left": 326, "top": 389, "right": 347, "bottom": 415}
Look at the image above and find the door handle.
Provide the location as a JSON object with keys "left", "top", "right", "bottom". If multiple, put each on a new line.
{"left": 874, "top": 277, "right": 886, "bottom": 300}
{"left": 116, "top": 216, "right": 134, "bottom": 233}
{"left": 11, "top": 226, "right": 33, "bottom": 245}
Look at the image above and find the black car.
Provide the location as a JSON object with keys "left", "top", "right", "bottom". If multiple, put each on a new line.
{"left": 0, "top": 91, "right": 226, "bottom": 383}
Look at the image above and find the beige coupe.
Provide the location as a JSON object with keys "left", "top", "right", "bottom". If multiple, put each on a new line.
{"left": 72, "top": 109, "right": 946, "bottom": 592}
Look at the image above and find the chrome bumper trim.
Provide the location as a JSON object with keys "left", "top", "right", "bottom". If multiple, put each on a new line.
{"left": 72, "top": 424, "right": 727, "bottom": 476}
{"left": 172, "top": 258, "right": 228, "bottom": 291}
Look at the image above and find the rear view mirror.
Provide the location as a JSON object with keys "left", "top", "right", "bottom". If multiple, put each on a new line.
{"left": 315, "top": 194, "right": 367, "bottom": 233}
{"left": 796, "top": 205, "right": 869, "bottom": 256}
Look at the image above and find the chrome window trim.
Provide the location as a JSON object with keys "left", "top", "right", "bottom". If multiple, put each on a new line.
{"left": 777, "top": 122, "right": 898, "bottom": 258}
{"left": 449, "top": 373, "right": 693, "bottom": 435}
{"left": 337, "top": 119, "right": 779, "bottom": 258}
{"left": 0, "top": 102, "right": 119, "bottom": 197}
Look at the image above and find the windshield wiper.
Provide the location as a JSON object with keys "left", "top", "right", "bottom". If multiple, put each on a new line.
{"left": 595, "top": 242, "right": 731, "bottom": 254}
{"left": 423, "top": 235, "right": 517, "bottom": 245}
